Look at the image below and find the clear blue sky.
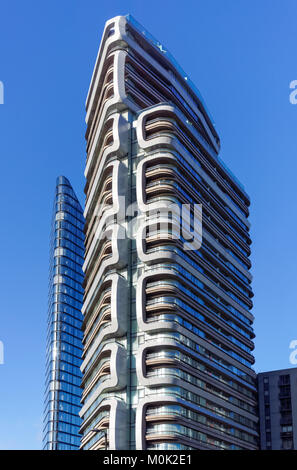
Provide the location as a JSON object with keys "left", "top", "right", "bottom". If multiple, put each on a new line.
{"left": 0, "top": 0, "right": 296, "bottom": 449}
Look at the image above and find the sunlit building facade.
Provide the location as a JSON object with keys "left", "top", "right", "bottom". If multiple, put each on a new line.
{"left": 43, "top": 176, "right": 84, "bottom": 450}
{"left": 80, "top": 15, "right": 258, "bottom": 450}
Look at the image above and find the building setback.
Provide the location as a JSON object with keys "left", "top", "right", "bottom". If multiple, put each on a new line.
{"left": 43, "top": 176, "right": 84, "bottom": 450}
{"left": 80, "top": 15, "right": 258, "bottom": 450}
{"left": 258, "top": 368, "right": 297, "bottom": 450}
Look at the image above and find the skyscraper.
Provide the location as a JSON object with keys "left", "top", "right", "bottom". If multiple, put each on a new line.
{"left": 80, "top": 15, "right": 258, "bottom": 450}
{"left": 43, "top": 176, "right": 84, "bottom": 450}
{"left": 258, "top": 368, "right": 297, "bottom": 450}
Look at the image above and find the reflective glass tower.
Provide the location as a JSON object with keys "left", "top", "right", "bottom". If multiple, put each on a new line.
{"left": 80, "top": 16, "right": 258, "bottom": 450}
{"left": 43, "top": 176, "right": 84, "bottom": 450}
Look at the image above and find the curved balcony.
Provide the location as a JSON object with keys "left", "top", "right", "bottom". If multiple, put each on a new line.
{"left": 135, "top": 395, "right": 257, "bottom": 450}
{"left": 82, "top": 274, "right": 127, "bottom": 372}
{"left": 80, "top": 343, "right": 127, "bottom": 417}
{"left": 80, "top": 398, "right": 127, "bottom": 450}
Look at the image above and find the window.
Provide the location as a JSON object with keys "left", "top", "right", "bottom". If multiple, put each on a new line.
{"left": 282, "top": 425, "right": 293, "bottom": 433}
{"left": 279, "top": 374, "right": 290, "bottom": 385}
{"left": 282, "top": 439, "right": 293, "bottom": 450}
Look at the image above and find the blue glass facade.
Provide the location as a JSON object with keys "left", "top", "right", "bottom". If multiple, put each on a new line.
{"left": 43, "top": 176, "right": 84, "bottom": 450}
